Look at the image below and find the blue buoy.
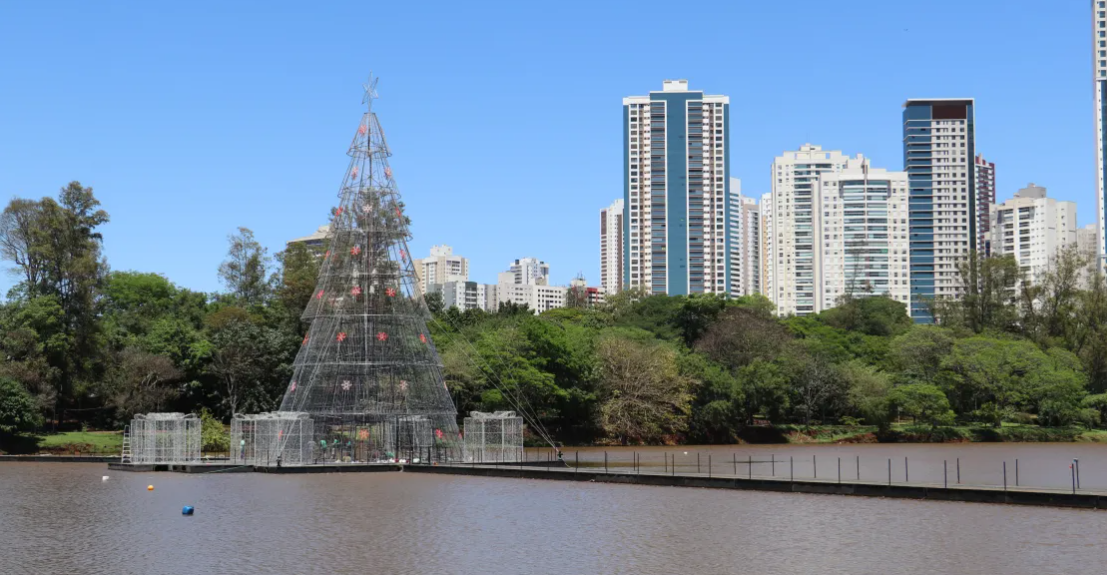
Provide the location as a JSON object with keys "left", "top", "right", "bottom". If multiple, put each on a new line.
{"left": 182, "top": 506, "right": 194, "bottom": 516}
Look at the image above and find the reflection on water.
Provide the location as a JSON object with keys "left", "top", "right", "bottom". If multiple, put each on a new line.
{"left": 1, "top": 462, "right": 1106, "bottom": 575}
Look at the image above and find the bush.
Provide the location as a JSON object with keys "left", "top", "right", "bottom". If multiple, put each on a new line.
{"left": 0, "top": 378, "right": 42, "bottom": 435}
{"left": 199, "top": 409, "right": 229, "bottom": 452}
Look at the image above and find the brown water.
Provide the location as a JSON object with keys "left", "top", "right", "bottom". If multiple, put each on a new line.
{"left": 2, "top": 460, "right": 1107, "bottom": 575}
{"left": 543, "top": 443, "right": 1107, "bottom": 491}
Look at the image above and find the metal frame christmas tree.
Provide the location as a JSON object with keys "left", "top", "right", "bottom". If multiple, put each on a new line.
{"left": 278, "top": 76, "right": 460, "bottom": 463}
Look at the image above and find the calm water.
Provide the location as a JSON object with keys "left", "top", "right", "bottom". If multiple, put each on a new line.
{"left": 2, "top": 457, "right": 1107, "bottom": 574}
{"left": 546, "top": 443, "right": 1107, "bottom": 491}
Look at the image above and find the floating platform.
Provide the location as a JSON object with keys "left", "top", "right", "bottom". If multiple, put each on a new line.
{"left": 107, "top": 462, "right": 253, "bottom": 474}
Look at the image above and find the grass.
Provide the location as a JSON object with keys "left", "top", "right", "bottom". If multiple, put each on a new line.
{"left": 763, "top": 423, "right": 1106, "bottom": 444}
{"left": 0, "top": 430, "right": 123, "bottom": 455}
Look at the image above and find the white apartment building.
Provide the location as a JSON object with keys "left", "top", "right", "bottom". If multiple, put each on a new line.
{"left": 508, "top": 257, "right": 549, "bottom": 285}
{"left": 728, "top": 178, "right": 761, "bottom": 297}
{"left": 770, "top": 144, "right": 853, "bottom": 315}
{"left": 1094, "top": 1, "right": 1107, "bottom": 269}
{"left": 1078, "top": 223, "right": 1098, "bottom": 258}
{"left": 429, "top": 281, "right": 487, "bottom": 312}
{"left": 495, "top": 283, "right": 567, "bottom": 314}
{"left": 990, "top": 183, "right": 1077, "bottom": 286}
{"left": 975, "top": 154, "right": 996, "bottom": 254}
{"left": 413, "top": 245, "right": 468, "bottom": 295}
{"left": 600, "top": 199, "right": 624, "bottom": 294}
{"left": 818, "top": 161, "right": 911, "bottom": 310}
{"left": 623, "top": 80, "right": 731, "bottom": 295}
{"left": 903, "top": 99, "right": 976, "bottom": 322}
{"left": 760, "top": 191, "right": 774, "bottom": 302}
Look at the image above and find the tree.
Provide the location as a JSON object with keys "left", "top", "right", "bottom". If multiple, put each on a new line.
{"left": 695, "top": 306, "right": 793, "bottom": 370}
{"left": 933, "top": 252, "right": 1021, "bottom": 333}
{"left": 0, "top": 377, "right": 42, "bottom": 434}
{"left": 423, "top": 291, "right": 445, "bottom": 315}
{"left": 820, "top": 295, "right": 912, "bottom": 337}
{"left": 734, "top": 359, "right": 789, "bottom": 425}
{"left": 100, "top": 347, "right": 182, "bottom": 421}
{"left": 889, "top": 383, "right": 955, "bottom": 429}
{"left": 595, "top": 336, "right": 691, "bottom": 444}
{"left": 204, "top": 317, "right": 293, "bottom": 418}
{"left": 890, "top": 326, "right": 955, "bottom": 385}
{"left": 842, "top": 361, "right": 893, "bottom": 430}
{"left": 217, "top": 227, "right": 271, "bottom": 306}
{"left": 273, "top": 242, "right": 322, "bottom": 328}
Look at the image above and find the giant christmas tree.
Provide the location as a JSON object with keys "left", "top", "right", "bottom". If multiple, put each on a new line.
{"left": 279, "top": 77, "right": 459, "bottom": 461}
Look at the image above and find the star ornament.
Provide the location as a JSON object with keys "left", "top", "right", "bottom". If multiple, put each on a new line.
{"left": 419, "top": 333, "right": 427, "bottom": 344}
{"left": 351, "top": 286, "right": 362, "bottom": 297}
{"left": 350, "top": 167, "right": 359, "bottom": 180}
{"left": 358, "top": 124, "right": 367, "bottom": 136}
{"left": 336, "top": 332, "right": 348, "bottom": 343}
{"left": 316, "top": 290, "right": 325, "bottom": 300}
{"left": 341, "top": 380, "right": 352, "bottom": 391}
{"left": 384, "top": 166, "right": 393, "bottom": 179}
{"left": 350, "top": 245, "right": 362, "bottom": 256}
{"left": 376, "top": 331, "right": 388, "bottom": 342}
{"left": 385, "top": 287, "right": 396, "bottom": 297}
{"left": 289, "top": 381, "right": 297, "bottom": 392}
{"left": 362, "top": 203, "right": 373, "bottom": 214}
{"left": 302, "top": 335, "right": 309, "bottom": 346}
{"left": 394, "top": 207, "right": 402, "bottom": 218}
{"left": 335, "top": 207, "right": 344, "bottom": 216}
{"left": 398, "top": 380, "right": 408, "bottom": 392}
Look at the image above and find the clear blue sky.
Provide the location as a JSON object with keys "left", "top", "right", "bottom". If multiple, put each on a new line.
{"left": 0, "top": 1, "right": 1094, "bottom": 296}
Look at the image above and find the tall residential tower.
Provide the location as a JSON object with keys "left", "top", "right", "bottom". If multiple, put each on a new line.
{"left": 903, "top": 99, "right": 976, "bottom": 322}
{"left": 1096, "top": 1, "right": 1107, "bottom": 270}
{"left": 600, "top": 199, "right": 624, "bottom": 294}
{"left": 623, "top": 80, "right": 731, "bottom": 295}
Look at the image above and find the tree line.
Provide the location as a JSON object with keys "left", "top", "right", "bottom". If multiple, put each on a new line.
{"left": 2, "top": 182, "right": 1107, "bottom": 445}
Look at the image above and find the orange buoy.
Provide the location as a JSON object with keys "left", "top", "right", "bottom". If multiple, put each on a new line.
{"left": 147, "top": 485, "right": 154, "bottom": 491}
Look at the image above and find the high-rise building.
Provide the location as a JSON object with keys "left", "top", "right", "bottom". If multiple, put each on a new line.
{"left": 508, "top": 257, "right": 549, "bottom": 285}
{"left": 1095, "top": 1, "right": 1107, "bottom": 270}
{"left": 990, "top": 183, "right": 1077, "bottom": 287}
{"left": 600, "top": 199, "right": 624, "bottom": 294}
{"left": 770, "top": 144, "right": 853, "bottom": 315}
{"left": 413, "top": 245, "right": 468, "bottom": 295}
{"left": 428, "top": 280, "right": 487, "bottom": 312}
{"left": 975, "top": 154, "right": 996, "bottom": 255}
{"left": 818, "top": 159, "right": 911, "bottom": 310}
{"left": 623, "top": 80, "right": 731, "bottom": 295}
{"left": 1078, "top": 222, "right": 1099, "bottom": 259}
{"left": 760, "top": 191, "right": 774, "bottom": 303}
{"left": 728, "top": 178, "right": 761, "bottom": 297}
{"left": 903, "top": 99, "right": 976, "bottom": 322}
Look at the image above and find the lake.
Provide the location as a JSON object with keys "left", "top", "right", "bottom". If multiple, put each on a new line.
{"left": 3, "top": 448, "right": 1107, "bottom": 574}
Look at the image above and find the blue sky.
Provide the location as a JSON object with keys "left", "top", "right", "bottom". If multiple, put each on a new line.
{"left": 0, "top": 1, "right": 1094, "bottom": 295}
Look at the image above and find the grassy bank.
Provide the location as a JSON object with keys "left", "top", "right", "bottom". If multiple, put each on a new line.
{"left": 741, "top": 423, "right": 1107, "bottom": 444}
{"left": 0, "top": 431, "right": 123, "bottom": 455}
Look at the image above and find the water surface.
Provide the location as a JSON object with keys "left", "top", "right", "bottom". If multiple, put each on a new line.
{"left": 2, "top": 461, "right": 1106, "bottom": 574}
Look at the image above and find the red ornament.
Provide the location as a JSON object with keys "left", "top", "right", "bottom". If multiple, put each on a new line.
{"left": 335, "top": 207, "right": 343, "bottom": 216}
{"left": 351, "top": 286, "right": 362, "bottom": 297}
{"left": 350, "top": 167, "right": 359, "bottom": 180}
{"left": 435, "top": 429, "right": 444, "bottom": 440}
{"left": 358, "top": 124, "right": 367, "bottom": 135}
{"left": 289, "top": 381, "right": 297, "bottom": 392}
{"left": 385, "top": 166, "right": 393, "bottom": 178}
{"left": 302, "top": 335, "right": 309, "bottom": 346}
{"left": 419, "top": 333, "right": 427, "bottom": 344}
{"left": 350, "top": 245, "right": 361, "bottom": 256}
{"left": 376, "top": 332, "right": 388, "bottom": 342}
{"left": 324, "top": 250, "right": 330, "bottom": 259}
{"left": 336, "top": 332, "right": 347, "bottom": 343}
{"left": 316, "top": 290, "right": 324, "bottom": 300}
{"left": 395, "top": 207, "right": 402, "bottom": 218}
{"left": 399, "top": 249, "right": 406, "bottom": 261}
{"left": 385, "top": 287, "right": 396, "bottom": 297}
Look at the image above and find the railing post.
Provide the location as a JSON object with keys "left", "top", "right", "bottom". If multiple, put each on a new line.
{"left": 604, "top": 451, "right": 608, "bottom": 474}
{"left": 905, "top": 457, "right": 909, "bottom": 483}
{"left": 856, "top": 455, "right": 860, "bottom": 481}
{"left": 1075, "top": 458, "right": 1081, "bottom": 489}
{"left": 748, "top": 454, "right": 752, "bottom": 480}
{"left": 837, "top": 457, "right": 841, "bottom": 484}
{"left": 944, "top": 460, "right": 948, "bottom": 489}
{"left": 957, "top": 458, "right": 961, "bottom": 484}
{"left": 887, "top": 458, "right": 891, "bottom": 486}
{"left": 708, "top": 455, "right": 712, "bottom": 478}
{"left": 697, "top": 453, "right": 701, "bottom": 475}
{"left": 1003, "top": 461, "right": 1007, "bottom": 493}
{"left": 1015, "top": 458, "right": 1019, "bottom": 487}
{"left": 790, "top": 456, "right": 794, "bottom": 483}
{"left": 771, "top": 454, "right": 775, "bottom": 477}
{"left": 733, "top": 453, "right": 737, "bottom": 476}
{"left": 813, "top": 454, "right": 817, "bottom": 479}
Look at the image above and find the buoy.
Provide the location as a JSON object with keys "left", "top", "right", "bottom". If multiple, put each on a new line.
{"left": 147, "top": 485, "right": 154, "bottom": 491}
{"left": 182, "top": 506, "right": 194, "bottom": 516}
{"left": 102, "top": 476, "right": 109, "bottom": 482}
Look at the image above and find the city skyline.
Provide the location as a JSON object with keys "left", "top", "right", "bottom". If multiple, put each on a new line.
{"left": 0, "top": 2, "right": 1098, "bottom": 297}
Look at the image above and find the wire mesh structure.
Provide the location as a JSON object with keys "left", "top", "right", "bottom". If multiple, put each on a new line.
{"left": 278, "top": 76, "right": 461, "bottom": 463}
{"left": 464, "top": 411, "right": 525, "bottom": 463}
{"left": 129, "top": 413, "right": 201, "bottom": 464}
{"left": 230, "top": 412, "right": 315, "bottom": 466}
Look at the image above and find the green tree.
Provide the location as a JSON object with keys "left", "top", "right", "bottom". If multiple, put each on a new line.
{"left": 933, "top": 252, "right": 1021, "bottom": 333}
{"left": 218, "top": 227, "right": 271, "bottom": 306}
{"left": 841, "top": 361, "right": 893, "bottom": 430}
{"left": 889, "top": 383, "right": 955, "bottom": 429}
{"left": 273, "top": 242, "right": 322, "bottom": 328}
{"left": 99, "top": 347, "right": 182, "bottom": 421}
{"left": 890, "top": 325, "right": 955, "bottom": 385}
{"left": 0, "top": 377, "right": 43, "bottom": 434}
{"left": 820, "top": 295, "right": 913, "bottom": 337}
